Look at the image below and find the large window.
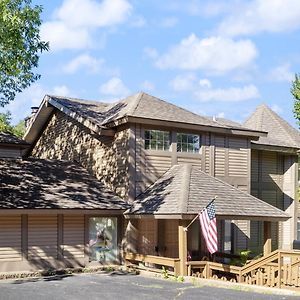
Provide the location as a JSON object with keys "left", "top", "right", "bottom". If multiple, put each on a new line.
{"left": 145, "top": 130, "right": 170, "bottom": 151}
{"left": 177, "top": 133, "right": 200, "bottom": 153}
{"left": 88, "top": 217, "right": 118, "bottom": 263}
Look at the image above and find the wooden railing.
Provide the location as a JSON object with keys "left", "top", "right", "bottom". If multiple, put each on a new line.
{"left": 186, "top": 249, "right": 300, "bottom": 289}
{"left": 124, "top": 252, "right": 180, "bottom": 276}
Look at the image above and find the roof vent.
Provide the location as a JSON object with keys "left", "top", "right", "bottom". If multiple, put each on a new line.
{"left": 212, "top": 116, "right": 217, "bottom": 122}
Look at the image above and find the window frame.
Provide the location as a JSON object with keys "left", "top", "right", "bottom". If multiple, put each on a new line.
{"left": 144, "top": 129, "right": 171, "bottom": 151}
{"left": 176, "top": 132, "right": 201, "bottom": 153}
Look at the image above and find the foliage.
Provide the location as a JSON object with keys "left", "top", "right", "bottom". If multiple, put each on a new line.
{"left": 230, "top": 250, "right": 251, "bottom": 266}
{"left": 291, "top": 74, "right": 300, "bottom": 127}
{"left": 161, "top": 266, "right": 169, "bottom": 279}
{"left": 0, "top": 111, "right": 25, "bottom": 137}
{"left": 0, "top": 0, "right": 49, "bottom": 106}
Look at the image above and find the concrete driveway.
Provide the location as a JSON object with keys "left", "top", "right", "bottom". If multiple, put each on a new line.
{"left": 0, "top": 272, "right": 297, "bottom": 300}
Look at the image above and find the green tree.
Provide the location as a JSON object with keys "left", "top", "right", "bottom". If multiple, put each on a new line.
{"left": 0, "top": 0, "right": 49, "bottom": 106}
{"left": 0, "top": 111, "right": 25, "bottom": 137}
{"left": 291, "top": 74, "right": 300, "bottom": 126}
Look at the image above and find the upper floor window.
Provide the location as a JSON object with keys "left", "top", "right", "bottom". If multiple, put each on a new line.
{"left": 177, "top": 133, "right": 200, "bottom": 153}
{"left": 145, "top": 130, "right": 170, "bottom": 151}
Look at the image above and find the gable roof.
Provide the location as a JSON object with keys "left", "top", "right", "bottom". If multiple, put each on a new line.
{"left": 125, "top": 164, "right": 288, "bottom": 221}
{"left": 25, "top": 93, "right": 265, "bottom": 146}
{"left": 0, "top": 158, "right": 128, "bottom": 210}
{"left": 0, "top": 132, "right": 29, "bottom": 146}
{"left": 244, "top": 104, "right": 300, "bottom": 149}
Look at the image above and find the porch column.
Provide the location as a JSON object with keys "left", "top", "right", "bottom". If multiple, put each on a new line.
{"left": 263, "top": 221, "right": 272, "bottom": 256}
{"left": 178, "top": 220, "right": 188, "bottom": 276}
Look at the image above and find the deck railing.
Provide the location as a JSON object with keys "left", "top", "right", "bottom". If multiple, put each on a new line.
{"left": 186, "top": 249, "right": 300, "bottom": 289}
{"left": 124, "top": 252, "right": 180, "bottom": 276}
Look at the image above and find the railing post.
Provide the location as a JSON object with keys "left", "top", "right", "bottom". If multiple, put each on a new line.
{"left": 178, "top": 221, "right": 188, "bottom": 276}
{"left": 263, "top": 221, "right": 272, "bottom": 256}
{"left": 278, "top": 251, "right": 282, "bottom": 288}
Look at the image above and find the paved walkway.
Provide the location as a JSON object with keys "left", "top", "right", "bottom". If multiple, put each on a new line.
{"left": 0, "top": 272, "right": 297, "bottom": 300}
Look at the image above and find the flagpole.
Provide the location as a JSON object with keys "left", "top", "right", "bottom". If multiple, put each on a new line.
{"left": 183, "top": 196, "right": 217, "bottom": 232}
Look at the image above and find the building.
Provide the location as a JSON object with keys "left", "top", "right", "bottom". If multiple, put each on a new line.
{"left": 0, "top": 92, "right": 298, "bottom": 273}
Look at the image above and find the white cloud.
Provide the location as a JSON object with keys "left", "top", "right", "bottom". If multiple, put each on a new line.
{"left": 144, "top": 47, "right": 159, "bottom": 59}
{"left": 154, "top": 34, "right": 257, "bottom": 74}
{"left": 63, "top": 54, "right": 105, "bottom": 74}
{"left": 217, "top": 0, "right": 300, "bottom": 37}
{"left": 52, "top": 85, "right": 72, "bottom": 97}
{"left": 160, "top": 17, "right": 178, "bottom": 28}
{"left": 268, "top": 63, "right": 294, "bottom": 82}
{"left": 141, "top": 80, "right": 155, "bottom": 92}
{"left": 130, "top": 15, "right": 147, "bottom": 28}
{"left": 41, "top": 0, "right": 132, "bottom": 51}
{"left": 194, "top": 84, "right": 260, "bottom": 102}
{"left": 216, "top": 112, "right": 225, "bottom": 118}
{"left": 169, "top": 73, "right": 197, "bottom": 92}
{"left": 99, "top": 77, "right": 130, "bottom": 97}
{"left": 169, "top": 74, "right": 260, "bottom": 102}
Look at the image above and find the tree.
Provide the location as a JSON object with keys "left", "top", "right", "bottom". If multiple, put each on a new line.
{"left": 0, "top": 0, "right": 49, "bottom": 106}
{"left": 291, "top": 74, "right": 300, "bottom": 127}
{"left": 0, "top": 111, "right": 25, "bottom": 137}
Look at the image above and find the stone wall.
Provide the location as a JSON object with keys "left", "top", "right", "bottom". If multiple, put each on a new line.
{"left": 32, "top": 110, "right": 129, "bottom": 199}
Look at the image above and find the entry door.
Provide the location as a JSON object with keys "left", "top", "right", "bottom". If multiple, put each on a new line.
{"left": 88, "top": 217, "right": 117, "bottom": 263}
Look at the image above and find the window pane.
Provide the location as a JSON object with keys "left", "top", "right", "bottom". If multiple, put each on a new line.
{"left": 177, "top": 133, "right": 201, "bottom": 152}
{"left": 145, "top": 139, "right": 150, "bottom": 149}
{"left": 145, "top": 130, "right": 150, "bottom": 140}
{"left": 151, "top": 140, "right": 156, "bottom": 150}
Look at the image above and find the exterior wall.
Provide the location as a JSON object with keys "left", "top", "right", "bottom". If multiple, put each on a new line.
{"left": 131, "top": 124, "right": 251, "bottom": 253}
{"left": 250, "top": 149, "right": 298, "bottom": 253}
{"left": 0, "top": 146, "right": 23, "bottom": 158}
{"left": 0, "top": 213, "right": 123, "bottom": 273}
{"left": 32, "top": 110, "right": 130, "bottom": 198}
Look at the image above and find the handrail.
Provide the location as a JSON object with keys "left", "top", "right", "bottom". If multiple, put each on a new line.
{"left": 240, "top": 250, "right": 279, "bottom": 276}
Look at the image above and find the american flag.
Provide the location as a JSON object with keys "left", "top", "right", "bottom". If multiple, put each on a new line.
{"left": 199, "top": 199, "right": 218, "bottom": 254}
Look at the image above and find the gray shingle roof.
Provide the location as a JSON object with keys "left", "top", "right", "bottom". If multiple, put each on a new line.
{"left": 126, "top": 164, "right": 288, "bottom": 220}
{"left": 0, "top": 158, "right": 128, "bottom": 210}
{"left": 244, "top": 104, "right": 300, "bottom": 149}
{"left": 0, "top": 132, "right": 29, "bottom": 146}
{"left": 49, "top": 92, "right": 261, "bottom": 132}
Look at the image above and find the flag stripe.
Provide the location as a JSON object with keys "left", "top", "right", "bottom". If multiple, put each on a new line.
{"left": 199, "top": 200, "right": 218, "bottom": 254}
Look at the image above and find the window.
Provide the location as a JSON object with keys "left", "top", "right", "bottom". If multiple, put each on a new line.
{"left": 88, "top": 217, "right": 118, "bottom": 262}
{"left": 145, "top": 130, "right": 170, "bottom": 151}
{"left": 177, "top": 133, "right": 200, "bottom": 153}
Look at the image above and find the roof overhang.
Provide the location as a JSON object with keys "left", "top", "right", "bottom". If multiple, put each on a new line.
{"left": 24, "top": 95, "right": 115, "bottom": 154}
{"left": 124, "top": 213, "right": 290, "bottom": 222}
{"left": 251, "top": 142, "right": 300, "bottom": 154}
{"left": 0, "top": 209, "right": 126, "bottom": 215}
{"left": 106, "top": 116, "right": 267, "bottom": 139}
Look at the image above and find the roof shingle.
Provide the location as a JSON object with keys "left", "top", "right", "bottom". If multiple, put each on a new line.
{"left": 0, "top": 158, "right": 128, "bottom": 210}
{"left": 126, "top": 164, "right": 288, "bottom": 220}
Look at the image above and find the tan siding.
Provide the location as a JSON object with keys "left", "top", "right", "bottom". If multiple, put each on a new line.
{"left": 164, "top": 220, "right": 178, "bottom": 258}
{"left": 233, "top": 220, "right": 249, "bottom": 251}
{"left": 145, "top": 154, "right": 172, "bottom": 177}
{"left": 137, "top": 219, "right": 157, "bottom": 255}
{"left": 0, "top": 216, "right": 22, "bottom": 261}
{"left": 177, "top": 156, "right": 201, "bottom": 167}
{"left": 228, "top": 137, "right": 248, "bottom": 177}
{"left": 214, "top": 136, "right": 226, "bottom": 177}
{"left": 204, "top": 145, "right": 210, "bottom": 174}
{"left": 261, "top": 151, "right": 279, "bottom": 183}
{"left": 63, "top": 215, "right": 84, "bottom": 259}
{"left": 251, "top": 150, "right": 259, "bottom": 183}
{"left": 28, "top": 215, "right": 58, "bottom": 260}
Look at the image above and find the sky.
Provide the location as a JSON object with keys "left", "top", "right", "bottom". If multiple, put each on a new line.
{"left": 2, "top": 0, "right": 300, "bottom": 128}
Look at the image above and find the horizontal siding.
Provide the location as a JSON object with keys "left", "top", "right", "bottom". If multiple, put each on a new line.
{"left": 28, "top": 215, "right": 58, "bottom": 260}
{"left": 251, "top": 150, "right": 259, "bottom": 183}
{"left": 63, "top": 215, "right": 85, "bottom": 259}
{"left": 145, "top": 154, "right": 171, "bottom": 176}
{"left": 215, "top": 136, "right": 226, "bottom": 177}
{"left": 177, "top": 156, "right": 201, "bottom": 167}
{"left": 261, "top": 152, "right": 280, "bottom": 183}
{"left": 228, "top": 137, "right": 248, "bottom": 177}
{"left": 0, "top": 147, "right": 22, "bottom": 158}
{"left": 0, "top": 216, "right": 22, "bottom": 261}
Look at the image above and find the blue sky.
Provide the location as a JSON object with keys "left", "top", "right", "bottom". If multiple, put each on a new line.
{"left": 2, "top": 0, "right": 300, "bottom": 127}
